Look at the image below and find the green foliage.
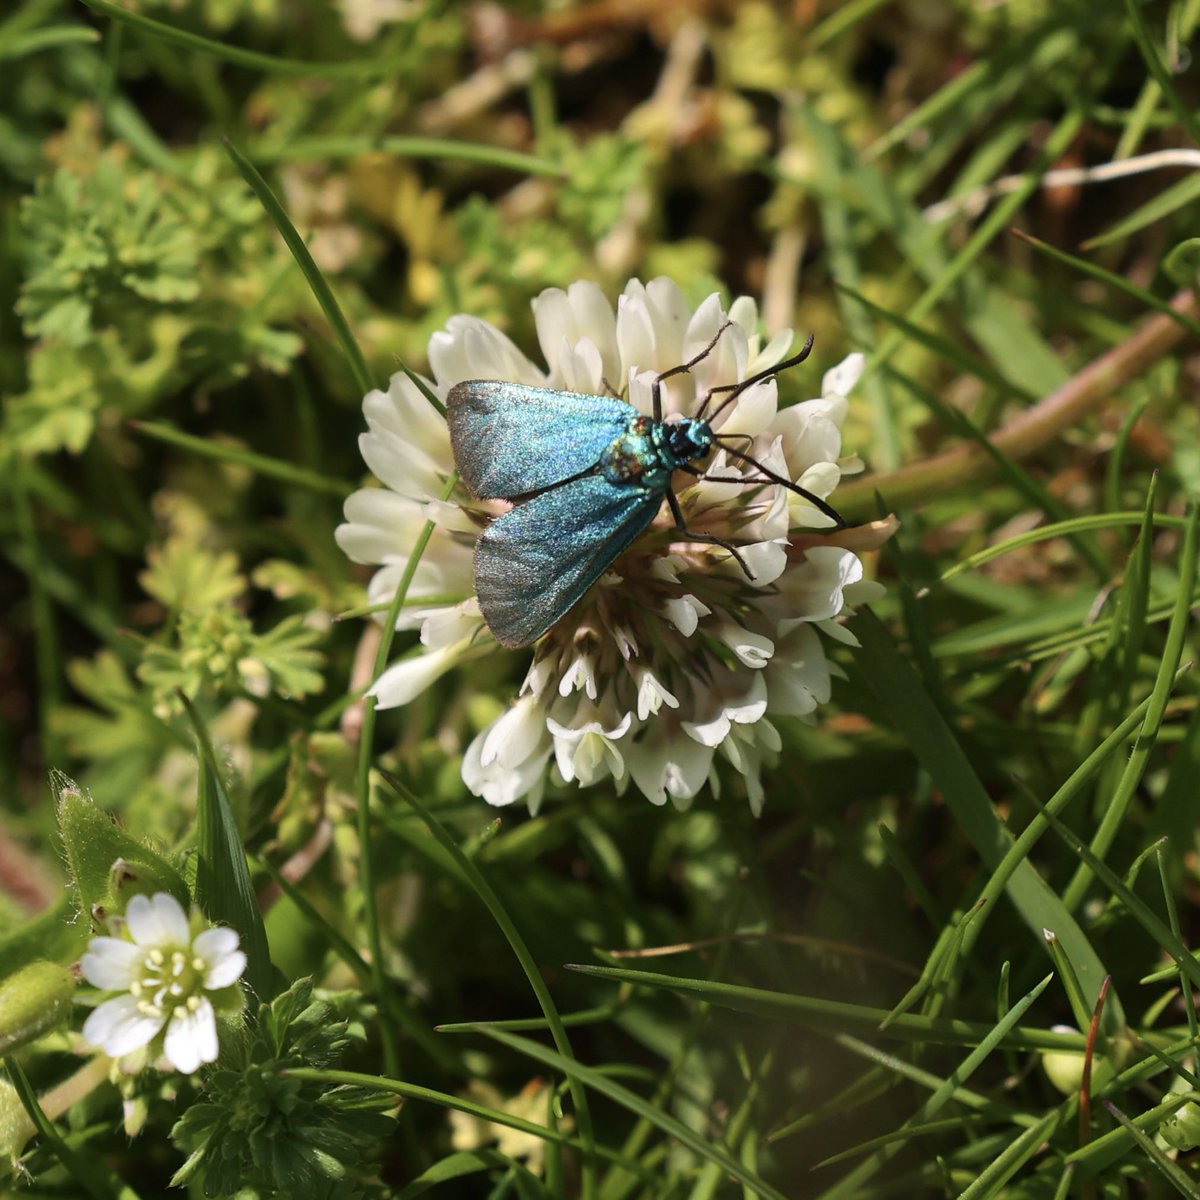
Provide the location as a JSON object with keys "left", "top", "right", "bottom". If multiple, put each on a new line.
{"left": 170, "top": 979, "right": 395, "bottom": 1199}
{"left": 5, "top": 0, "right": 1200, "bottom": 1196}
{"left": 18, "top": 156, "right": 201, "bottom": 345}
{"left": 138, "top": 606, "right": 324, "bottom": 703}
{"left": 6, "top": 144, "right": 303, "bottom": 457}
{"left": 134, "top": 537, "right": 324, "bottom": 706}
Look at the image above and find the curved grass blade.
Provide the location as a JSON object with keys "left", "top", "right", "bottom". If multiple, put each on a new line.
{"left": 1123, "top": 0, "right": 1200, "bottom": 147}
{"left": 395, "top": 1149, "right": 554, "bottom": 1200}
{"left": 250, "top": 135, "right": 564, "bottom": 179}
{"left": 938, "top": 513, "right": 1186, "bottom": 583}
{"left": 80, "top": 0, "right": 415, "bottom": 77}
{"left": 1012, "top": 229, "right": 1200, "bottom": 338}
{"left": 284, "top": 1067, "right": 647, "bottom": 1179}
{"left": 180, "top": 696, "right": 273, "bottom": 1002}
{"left": 1084, "top": 172, "right": 1200, "bottom": 250}
{"left": 1062, "top": 502, "right": 1199, "bottom": 911}
{"left": 0, "top": 25, "right": 99, "bottom": 59}
{"left": 849, "top": 609, "right": 1123, "bottom": 1031}
{"left": 811, "top": 975, "right": 1050, "bottom": 1196}
{"left": 1101, "top": 1102, "right": 1200, "bottom": 1198}
{"left": 1065, "top": 1092, "right": 1198, "bottom": 1177}
{"left": 888, "top": 369, "right": 1108, "bottom": 580}
{"left": 379, "top": 772, "right": 598, "bottom": 1198}
{"left": 353, "top": 473, "right": 458, "bottom": 1075}
{"left": 957, "top": 1107, "right": 1070, "bottom": 1200}
{"left": 222, "top": 138, "right": 373, "bottom": 396}
{"left": 564, "top": 963, "right": 1084, "bottom": 1053}
{"left": 1030, "top": 799, "right": 1200, "bottom": 992}
{"left": 475, "top": 1027, "right": 789, "bottom": 1200}
{"left": 837, "top": 285, "right": 1036, "bottom": 401}
{"left": 964, "top": 681, "right": 1168, "bottom": 977}
{"left": 436, "top": 1005, "right": 622, "bottom": 1033}
{"left": 129, "top": 421, "right": 352, "bottom": 497}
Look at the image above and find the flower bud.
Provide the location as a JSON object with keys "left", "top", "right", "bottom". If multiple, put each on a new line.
{"left": 0, "top": 960, "right": 76, "bottom": 1054}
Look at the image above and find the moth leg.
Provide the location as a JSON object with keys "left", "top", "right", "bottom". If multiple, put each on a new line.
{"left": 651, "top": 319, "right": 735, "bottom": 421}
{"left": 713, "top": 441, "right": 845, "bottom": 526}
{"left": 600, "top": 376, "right": 623, "bottom": 400}
{"left": 665, "top": 488, "right": 754, "bottom": 580}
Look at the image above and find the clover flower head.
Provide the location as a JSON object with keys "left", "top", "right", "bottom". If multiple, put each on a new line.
{"left": 81, "top": 892, "right": 246, "bottom": 1075}
{"left": 337, "top": 278, "right": 893, "bottom": 814}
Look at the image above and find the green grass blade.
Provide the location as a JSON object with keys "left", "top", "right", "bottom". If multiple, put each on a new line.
{"left": 1083, "top": 172, "right": 1200, "bottom": 249}
{"left": 1065, "top": 1093, "right": 1197, "bottom": 1175}
{"left": 1031, "top": 799, "right": 1200, "bottom": 991}
{"left": 0, "top": 25, "right": 99, "bottom": 59}
{"left": 812, "top": 975, "right": 1051, "bottom": 1196}
{"left": 1123, "top": 0, "right": 1200, "bottom": 146}
{"left": 379, "top": 773, "right": 598, "bottom": 1199}
{"left": 1063, "top": 502, "right": 1199, "bottom": 910}
{"left": 129, "top": 421, "right": 352, "bottom": 497}
{"left": 1101, "top": 1102, "right": 1200, "bottom": 1198}
{"left": 957, "top": 1108, "right": 1069, "bottom": 1200}
{"left": 181, "top": 696, "right": 273, "bottom": 1002}
{"left": 476, "top": 1027, "right": 789, "bottom": 1200}
{"left": 283, "top": 1067, "right": 644, "bottom": 1176}
{"left": 222, "top": 138, "right": 373, "bottom": 396}
{"left": 936, "top": 512, "right": 1185, "bottom": 584}
{"left": 838, "top": 285, "right": 1036, "bottom": 400}
{"left": 849, "top": 609, "right": 1124, "bottom": 1030}
{"left": 564, "top": 963, "right": 1085, "bottom": 1052}
{"left": 79, "top": 0, "right": 416, "bottom": 77}
{"left": 250, "top": 134, "right": 564, "bottom": 178}
{"left": 1012, "top": 229, "right": 1200, "bottom": 338}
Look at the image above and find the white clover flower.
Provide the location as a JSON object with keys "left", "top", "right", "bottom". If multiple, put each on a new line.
{"left": 81, "top": 892, "right": 246, "bottom": 1075}
{"left": 337, "top": 278, "right": 895, "bottom": 814}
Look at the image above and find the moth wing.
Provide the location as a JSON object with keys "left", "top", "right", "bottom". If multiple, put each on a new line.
{"left": 474, "top": 474, "right": 662, "bottom": 648}
{"left": 448, "top": 380, "right": 633, "bottom": 500}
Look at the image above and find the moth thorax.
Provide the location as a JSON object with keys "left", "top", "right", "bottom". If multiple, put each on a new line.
{"left": 662, "top": 418, "right": 713, "bottom": 466}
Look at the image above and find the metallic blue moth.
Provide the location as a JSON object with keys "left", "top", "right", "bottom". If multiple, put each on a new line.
{"left": 447, "top": 323, "right": 844, "bottom": 648}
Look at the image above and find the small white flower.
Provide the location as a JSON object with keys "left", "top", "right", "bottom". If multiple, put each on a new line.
{"left": 81, "top": 893, "right": 246, "bottom": 1075}
{"left": 337, "top": 278, "right": 897, "bottom": 813}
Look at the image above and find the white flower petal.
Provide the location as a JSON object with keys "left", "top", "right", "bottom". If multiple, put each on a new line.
{"left": 365, "top": 372, "right": 449, "bottom": 460}
{"left": 203, "top": 949, "right": 246, "bottom": 990}
{"left": 749, "top": 327, "right": 796, "bottom": 374}
{"left": 626, "top": 728, "right": 712, "bottom": 806}
{"left": 534, "top": 281, "right": 619, "bottom": 385}
{"left": 163, "top": 998, "right": 218, "bottom": 1074}
{"left": 636, "top": 669, "right": 678, "bottom": 720}
{"left": 479, "top": 696, "right": 549, "bottom": 769}
{"left": 125, "top": 893, "right": 189, "bottom": 948}
{"left": 83, "top": 995, "right": 163, "bottom": 1058}
{"left": 789, "top": 547, "right": 864, "bottom": 620}
{"left": 335, "top": 487, "right": 426, "bottom": 564}
{"left": 368, "top": 639, "right": 475, "bottom": 708}
{"left": 822, "top": 352, "right": 865, "bottom": 399}
{"left": 661, "top": 594, "right": 710, "bottom": 636}
{"left": 463, "top": 726, "right": 552, "bottom": 808}
{"left": 718, "top": 622, "right": 774, "bottom": 668}
{"left": 682, "top": 711, "right": 731, "bottom": 747}
{"left": 81, "top": 939, "right": 144, "bottom": 989}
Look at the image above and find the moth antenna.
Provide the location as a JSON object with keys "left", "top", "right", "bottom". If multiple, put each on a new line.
{"left": 696, "top": 333, "right": 815, "bottom": 423}
{"left": 652, "top": 320, "right": 735, "bottom": 421}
